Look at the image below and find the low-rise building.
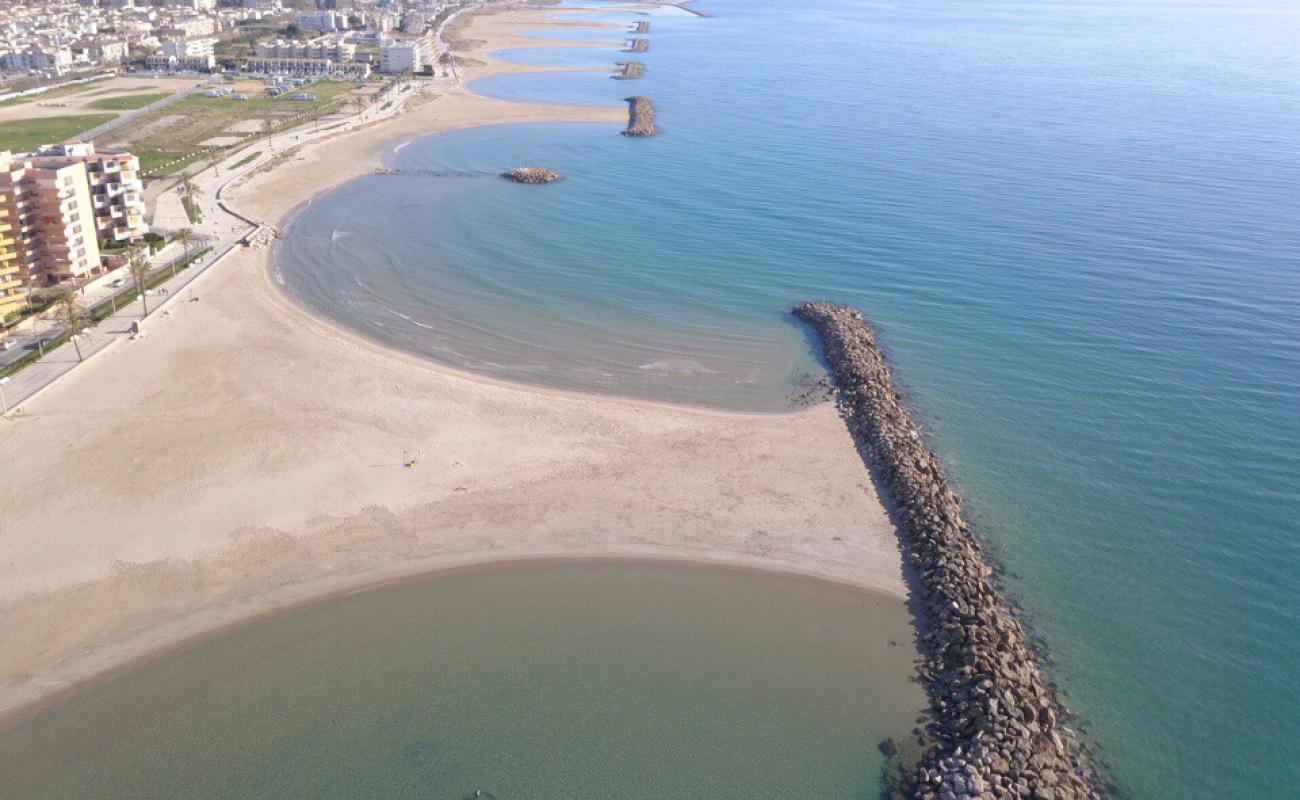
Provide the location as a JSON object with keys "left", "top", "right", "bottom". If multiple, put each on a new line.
{"left": 244, "top": 55, "right": 370, "bottom": 79}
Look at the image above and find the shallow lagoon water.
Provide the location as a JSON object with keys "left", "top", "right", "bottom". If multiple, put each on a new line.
{"left": 276, "top": 0, "right": 1300, "bottom": 795}
{"left": 0, "top": 561, "right": 922, "bottom": 800}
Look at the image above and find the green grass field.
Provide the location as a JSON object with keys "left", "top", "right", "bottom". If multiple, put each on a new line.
{"left": 112, "top": 81, "right": 363, "bottom": 177}
{"left": 86, "top": 92, "right": 172, "bottom": 111}
{"left": 0, "top": 114, "right": 115, "bottom": 152}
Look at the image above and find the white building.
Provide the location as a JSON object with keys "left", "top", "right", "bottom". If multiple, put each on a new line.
{"left": 380, "top": 38, "right": 425, "bottom": 74}
{"left": 295, "top": 11, "right": 345, "bottom": 33}
{"left": 147, "top": 36, "right": 215, "bottom": 71}
{"left": 255, "top": 38, "right": 355, "bottom": 63}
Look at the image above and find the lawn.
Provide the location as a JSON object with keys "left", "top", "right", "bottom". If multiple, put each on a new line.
{"left": 230, "top": 150, "right": 263, "bottom": 170}
{"left": 110, "top": 81, "right": 362, "bottom": 177}
{"left": 86, "top": 92, "right": 172, "bottom": 111}
{"left": 0, "top": 114, "right": 115, "bottom": 152}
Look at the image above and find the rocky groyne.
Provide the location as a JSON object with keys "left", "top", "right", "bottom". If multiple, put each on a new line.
{"left": 792, "top": 302, "right": 1103, "bottom": 800}
{"left": 501, "top": 167, "right": 561, "bottom": 184}
{"left": 632, "top": 20, "right": 650, "bottom": 33}
{"left": 613, "top": 62, "right": 645, "bottom": 80}
{"left": 624, "top": 38, "right": 649, "bottom": 53}
{"left": 623, "top": 96, "right": 656, "bottom": 137}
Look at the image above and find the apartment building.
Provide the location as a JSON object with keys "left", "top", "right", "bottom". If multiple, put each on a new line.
{"left": 0, "top": 195, "right": 21, "bottom": 321}
{"left": 31, "top": 141, "right": 148, "bottom": 245}
{"left": 146, "top": 35, "right": 215, "bottom": 71}
{"left": 162, "top": 15, "right": 217, "bottom": 38}
{"left": 380, "top": 38, "right": 425, "bottom": 74}
{"left": 244, "top": 56, "right": 370, "bottom": 79}
{"left": 254, "top": 38, "right": 356, "bottom": 62}
{"left": 0, "top": 151, "right": 102, "bottom": 287}
{"left": 296, "top": 11, "right": 344, "bottom": 33}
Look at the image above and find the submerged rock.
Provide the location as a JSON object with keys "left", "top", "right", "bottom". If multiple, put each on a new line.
{"left": 501, "top": 167, "right": 561, "bottom": 184}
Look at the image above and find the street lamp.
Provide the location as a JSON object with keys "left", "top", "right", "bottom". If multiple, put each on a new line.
{"left": 0, "top": 376, "right": 10, "bottom": 415}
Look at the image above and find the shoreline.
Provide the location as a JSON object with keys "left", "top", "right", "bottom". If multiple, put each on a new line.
{"left": 0, "top": 3, "right": 915, "bottom": 725}
{"left": 264, "top": 123, "right": 811, "bottom": 422}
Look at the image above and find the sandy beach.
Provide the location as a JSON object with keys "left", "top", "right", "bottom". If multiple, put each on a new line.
{"left": 0, "top": 5, "right": 910, "bottom": 719}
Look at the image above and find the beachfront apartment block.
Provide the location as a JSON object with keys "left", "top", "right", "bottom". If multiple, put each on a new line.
{"left": 380, "top": 38, "right": 426, "bottom": 74}
{"left": 0, "top": 151, "right": 102, "bottom": 288}
{"left": 0, "top": 196, "right": 22, "bottom": 321}
{"left": 30, "top": 142, "right": 148, "bottom": 246}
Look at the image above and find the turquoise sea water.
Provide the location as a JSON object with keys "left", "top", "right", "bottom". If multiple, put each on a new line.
{"left": 0, "top": 562, "right": 921, "bottom": 799}
{"left": 278, "top": 0, "right": 1297, "bottom": 796}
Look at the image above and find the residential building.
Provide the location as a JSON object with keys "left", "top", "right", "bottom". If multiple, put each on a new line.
{"left": 1, "top": 46, "right": 74, "bottom": 75}
{"left": 0, "top": 151, "right": 102, "bottom": 287}
{"left": 31, "top": 141, "right": 148, "bottom": 245}
{"left": 147, "top": 35, "right": 215, "bottom": 71}
{"left": 244, "top": 56, "right": 370, "bottom": 79}
{"left": 254, "top": 38, "right": 355, "bottom": 63}
{"left": 163, "top": 15, "right": 217, "bottom": 38}
{"left": 296, "top": 11, "right": 344, "bottom": 33}
{"left": 380, "top": 37, "right": 425, "bottom": 74}
{"left": 0, "top": 193, "right": 21, "bottom": 321}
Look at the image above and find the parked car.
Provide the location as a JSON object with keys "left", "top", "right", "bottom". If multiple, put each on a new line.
{"left": 0, "top": 339, "right": 16, "bottom": 351}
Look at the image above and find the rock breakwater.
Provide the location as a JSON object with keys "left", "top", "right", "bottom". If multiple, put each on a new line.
{"left": 632, "top": 20, "right": 650, "bottom": 33}
{"left": 613, "top": 62, "right": 645, "bottom": 80}
{"left": 623, "top": 96, "right": 656, "bottom": 137}
{"left": 792, "top": 302, "right": 1103, "bottom": 800}
{"left": 624, "top": 38, "right": 649, "bottom": 53}
{"left": 501, "top": 167, "right": 560, "bottom": 184}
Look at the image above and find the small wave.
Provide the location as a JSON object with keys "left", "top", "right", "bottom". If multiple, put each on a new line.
{"left": 331, "top": 229, "right": 349, "bottom": 242}
{"left": 638, "top": 359, "right": 717, "bottom": 375}
{"left": 386, "top": 308, "right": 438, "bottom": 331}
{"left": 393, "top": 139, "right": 412, "bottom": 154}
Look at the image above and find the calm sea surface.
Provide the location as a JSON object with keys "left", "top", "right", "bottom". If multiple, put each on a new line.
{"left": 0, "top": 561, "right": 921, "bottom": 799}
{"left": 216, "top": 0, "right": 1300, "bottom": 796}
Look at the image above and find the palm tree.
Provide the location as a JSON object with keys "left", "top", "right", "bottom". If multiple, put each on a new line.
{"left": 128, "top": 252, "right": 152, "bottom": 317}
{"left": 262, "top": 117, "right": 276, "bottom": 149}
{"left": 53, "top": 286, "right": 88, "bottom": 362}
{"left": 172, "top": 228, "right": 194, "bottom": 279}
